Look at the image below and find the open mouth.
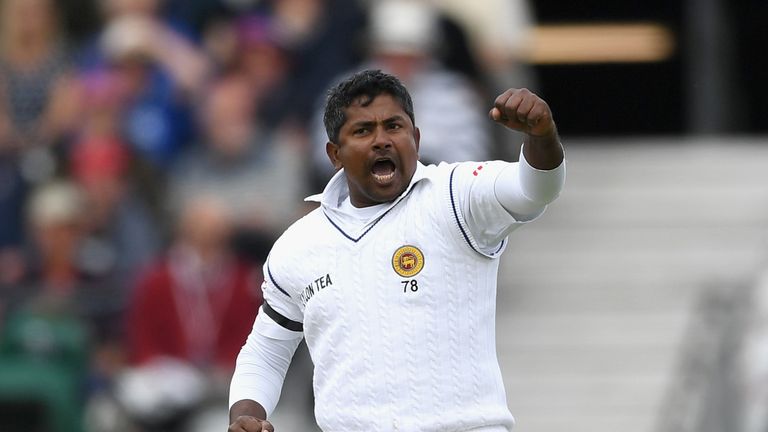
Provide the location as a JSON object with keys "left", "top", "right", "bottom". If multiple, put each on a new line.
{"left": 371, "top": 158, "right": 397, "bottom": 184}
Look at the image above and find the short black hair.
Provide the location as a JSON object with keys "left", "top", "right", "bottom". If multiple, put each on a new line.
{"left": 323, "top": 69, "right": 415, "bottom": 144}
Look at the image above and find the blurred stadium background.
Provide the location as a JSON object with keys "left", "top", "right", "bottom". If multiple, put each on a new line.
{"left": 0, "top": 0, "right": 767, "bottom": 431}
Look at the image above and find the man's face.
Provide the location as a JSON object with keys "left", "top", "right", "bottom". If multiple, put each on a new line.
{"left": 327, "top": 94, "right": 420, "bottom": 207}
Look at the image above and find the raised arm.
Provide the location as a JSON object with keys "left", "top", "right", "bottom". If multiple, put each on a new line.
{"left": 487, "top": 88, "right": 565, "bottom": 222}
{"left": 449, "top": 87, "right": 565, "bottom": 252}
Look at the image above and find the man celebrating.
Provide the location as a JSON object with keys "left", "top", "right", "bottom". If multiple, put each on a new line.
{"left": 228, "top": 69, "right": 565, "bottom": 431}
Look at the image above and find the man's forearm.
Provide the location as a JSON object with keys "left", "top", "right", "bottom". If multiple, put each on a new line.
{"left": 229, "top": 310, "right": 303, "bottom": 416}
{"left": 522, "top": 129, "right": 564, "bottom": 170}
{"left": 494, "top": 147, "right": 565, "bottom": 219}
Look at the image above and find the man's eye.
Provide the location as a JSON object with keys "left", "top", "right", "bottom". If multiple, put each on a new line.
{"left": 388, "top": 123, "right": 402, "bottom": 130}
{"left": 354, "top": 128, "right": 368, "bottom": 135}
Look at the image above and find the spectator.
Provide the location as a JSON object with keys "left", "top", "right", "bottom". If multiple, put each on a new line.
{"left": 229, "top": 14, "right": 294, "bottom": 130}
{"left": 0, "top": 0, "right": 81, "bottom": 284}
{"left": 75, "top": 0, "right": 212, "bottom": 170}
{"left": 199, "top": 10, "right": 242, "bottom": 75}
{"left": 117, "top": 195, "right": 261, "bottom": 431}
{"left": 70, "top": 134, "right": 160, "bottom": 297}
{"left": 267, "top": 0, "right": 367, "bottom": 127}
{"left": 96, "top": 0, "right": 210, "bottom": 94}
{"left": 430, "top": 0, "right": 537, "bottom": 92}
{"left": 428, "top": 0, "right": 538, "bottom": 161}
{"left": 0, "top": 0, "right": 79, "bottom": 155}
{"left": 167, "top": 74, "right": 305, "bottom": 246}
{"left": 0, "top": 180, "right": 124, "bottom": 341}
{"left": 3, "top": 181, "right": 87, "bottom": 313}
{"left": 198, "top": 0, "right": 366, "bottom": 129}
{"left": 0, "top": 181, "right": 96, "bottom": 432}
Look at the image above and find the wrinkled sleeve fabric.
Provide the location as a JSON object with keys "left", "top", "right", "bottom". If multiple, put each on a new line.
{"left": 452, "top": 147, "right": 565, "bottom": 254}
{"left": 228, "top": 310, "right": 302, "bottom": 416}
{"left": 229, "top": 258, "right": 304, "bottom": 416}
{"left": 493, "top": 147, "right": 565, "bottom": 221}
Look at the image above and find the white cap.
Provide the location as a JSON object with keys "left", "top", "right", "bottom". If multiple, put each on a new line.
{"left": 369, "top": 0, "right": 438, "bottom": 56}
{"left": 100, "top": 14, "right": 156, "bottom": 60}
{"left": 28, "top": 181, "right": 84, "bottom": 226}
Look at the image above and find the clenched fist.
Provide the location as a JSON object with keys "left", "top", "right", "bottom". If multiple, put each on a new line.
{"left": 489, "top": 88, "right": 556, "bottom": 138}
{"left": 228, "top": 415, "right": 275, "bottom": 432}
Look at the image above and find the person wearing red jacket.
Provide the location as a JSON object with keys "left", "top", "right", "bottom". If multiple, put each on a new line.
{"left": 121, "top": 196, "right": 262, "bottom": 431}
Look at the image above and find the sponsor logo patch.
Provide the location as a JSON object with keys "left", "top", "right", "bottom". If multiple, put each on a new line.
{"left": 392, "top": 245, "right": 424, "bottom": 277}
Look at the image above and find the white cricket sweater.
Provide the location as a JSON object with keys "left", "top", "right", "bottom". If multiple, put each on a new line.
{"left": 232, "top": 156, "right": 565, "bottom": 431}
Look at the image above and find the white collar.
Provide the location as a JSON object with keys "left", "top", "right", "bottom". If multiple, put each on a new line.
{"left": 304, "top": 161, "right": 431, "bottom": 211}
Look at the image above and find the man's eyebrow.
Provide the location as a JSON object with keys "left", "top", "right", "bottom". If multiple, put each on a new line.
{"left": 383, "top": 115, "right": 406, "bottom": 123}
{"left": 349, "top": 115, "right": 405, "bottom": 128}
{"left": 349, "top": 120, "right": 376, "bottom": 128}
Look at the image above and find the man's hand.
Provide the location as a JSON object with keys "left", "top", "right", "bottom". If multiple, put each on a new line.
{"left": 489, "top": 88, "right": 556, "bottom": 138}
{"left": 490, "top": 88, "right": 563, "bottom": 170}
{"left": 228, "top": 415, "right": 275, "bottom": 432}
{"left": 229, "top": 400, "right": 273, "bottom": 431}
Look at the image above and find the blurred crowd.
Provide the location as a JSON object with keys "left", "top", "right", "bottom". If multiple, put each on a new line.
{"left": 0, "top": 0, "right": 535, "bottom": 431}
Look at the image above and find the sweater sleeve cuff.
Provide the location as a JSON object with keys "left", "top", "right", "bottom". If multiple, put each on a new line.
{"left": 518, "top": 145, "right": 566, "bottom": 204}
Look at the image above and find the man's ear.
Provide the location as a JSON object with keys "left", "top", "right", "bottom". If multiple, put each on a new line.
{"left": 414, "top": 127, "right": 421, "bottom": 153}
{"left": 326, "top": 141, "right": 342, "bottom": 170}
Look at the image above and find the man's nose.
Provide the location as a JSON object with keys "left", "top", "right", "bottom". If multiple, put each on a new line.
{"left": 372, "top": 126, "right": 392, "bottom": 150}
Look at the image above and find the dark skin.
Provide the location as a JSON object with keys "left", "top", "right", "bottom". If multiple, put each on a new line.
{"left": 227, "top": 88, "right": 563, "bottom": 431}
{"left": 489, "top": 88, "right": 564, "bottom": 170}
{"left": 229, "top": 400, "right": 272, "bottom": 431}
{"left": 326, "top": 93, "right": 420, "bottom": 208}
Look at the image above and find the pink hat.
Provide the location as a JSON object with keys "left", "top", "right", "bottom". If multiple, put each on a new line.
{"left": 71, "top": 136, "right": 130, "bottom": 182}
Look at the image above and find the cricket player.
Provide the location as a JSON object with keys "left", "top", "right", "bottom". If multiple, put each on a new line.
{"left": 228, "top": 69, "right": 565, "bottom": 431}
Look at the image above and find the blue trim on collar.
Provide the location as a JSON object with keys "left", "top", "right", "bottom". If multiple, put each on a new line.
{"left": 322, "top": 191, "right": 408, "bottom": 242}
{"left": 323, "top": 212, "right": 358, "bottom": 241}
